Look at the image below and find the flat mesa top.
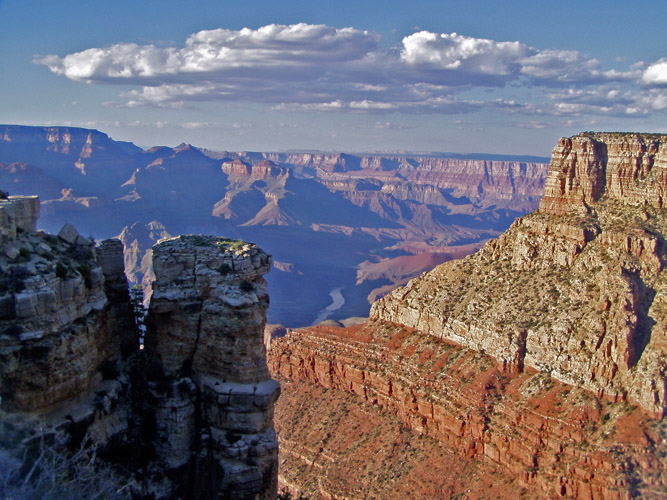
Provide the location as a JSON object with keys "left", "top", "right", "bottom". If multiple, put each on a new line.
{"left": 155, "top": 234, "right": 256, "bottom": 253}
{"left": 576, "top": 131, "right": 667, "bottom": 141}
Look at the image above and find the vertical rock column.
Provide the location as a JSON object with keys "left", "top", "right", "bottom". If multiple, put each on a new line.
{"left": 146, "top": 235, "right": 279, "bottom": 499}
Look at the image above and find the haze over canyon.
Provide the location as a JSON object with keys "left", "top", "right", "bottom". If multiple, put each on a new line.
{"left": 0, "top": 124, "right": 548, "bottom": 327}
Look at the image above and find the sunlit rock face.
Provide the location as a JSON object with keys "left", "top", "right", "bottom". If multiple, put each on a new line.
{"left": 266, "top": 133, "right": 667, "bottom": 500}
{"left": 372, "top": 132, "right": 667, "bottom": 416}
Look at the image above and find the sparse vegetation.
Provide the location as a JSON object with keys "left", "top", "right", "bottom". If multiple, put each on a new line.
{"left": 0, "top": 265, "right": 32, "bottom": 294}
{"left": 277, "top": 489, "right": 309, "bottom": 500}
{"left": 218, "top": 263, "right": 232, "bottom": 274}
{"left": 0, "top": 438, "right": 130, "bottom": 500}
{"left": 77, "top": 264, "right": 92, "bottom": 289}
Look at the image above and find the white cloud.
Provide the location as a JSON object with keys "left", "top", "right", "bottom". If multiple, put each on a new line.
{"left": 34, "top": 23, "right": 667, "bottom": 119}
{"left": 36, "top": 24, "right": 377, "bottom": 83}
{"left": 400, "top": 31, "right": 526, "bottom": 75}
{"left": 642, "top": 59, "right": 667, "bottom": 86}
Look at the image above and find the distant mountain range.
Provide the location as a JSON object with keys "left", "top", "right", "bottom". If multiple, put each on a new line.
{"left": 0, "top": 124, "right": 549, "bottom": 326}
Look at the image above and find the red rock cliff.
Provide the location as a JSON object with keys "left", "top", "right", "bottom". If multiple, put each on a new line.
{"left": 373, "top": 132, "right": 667, "bottom": 416}
{"left": 269, "top": 323, "right": 666, "bottom": 500}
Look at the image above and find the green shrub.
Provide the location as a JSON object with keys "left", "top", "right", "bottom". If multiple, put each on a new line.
{"left": 0, "top": 266, "right": 31, "bottom": 294}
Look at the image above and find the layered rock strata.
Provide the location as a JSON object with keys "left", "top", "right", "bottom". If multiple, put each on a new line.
{"left": 372, "top": 132, "right": 667, "bottom": 415}
{"left": 145, "top": 235, "right": 279, "bottom": 499}
{"left": 0, "top": 200, "right": 135, "bottom": 413}
{"left": 0, "top": 195, "right": 40, "bottom": 241}
{"left": 270, "top": 323, "right": 667, "bottom": 500}
{"left": 0, "top": 196, "right": 280, "bottom": 499}
{"left": 0, "top": 197, "right": 138, "bottom": 500}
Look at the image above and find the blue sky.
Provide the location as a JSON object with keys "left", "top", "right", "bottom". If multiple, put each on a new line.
{"left": 1, "top": 0, "right": 666, "bottom": 156}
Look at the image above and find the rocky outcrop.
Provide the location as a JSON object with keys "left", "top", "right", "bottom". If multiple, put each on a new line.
{"left": 540, "top": 133, "right": 667, "bottom": 215}
{"left": 0, "top": 204, "right": 135, "bottom": 412}
{"left": 222, "top": 159, "right": 287, "bottom": 180}
{"left": 269, "top": 323, "right": 667, "bottom": 500}
{"left": 372, "top": 132, "right": 667, "bottom": 416}
{"left": 0, "top": 198, "right": 279, "bottom": 499}
{"left": 144, "top": 235, "right": 279, "bottom": 499}
{"left": 0, "top": 195, "right": 40, "bottom": 242}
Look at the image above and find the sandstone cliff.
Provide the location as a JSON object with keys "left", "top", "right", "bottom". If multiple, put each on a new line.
{"left": 270, "top": 323, "right": 666, "bottom": 499}
{"left": 0, "top": 197, "right": 279, "bottom": 499}
{"left": 268, "top": 132, "right": 667, "bottom": 500}
{"left": 372, "top": 132, "right": 667, "bottom": 416}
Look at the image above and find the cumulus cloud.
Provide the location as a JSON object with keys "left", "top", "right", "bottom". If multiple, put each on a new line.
{"left": 400, "top": 31, "right": 526, "bottom": 75}
{"left": 36, "top": 23, "right": 378, "bottom": 83}
{"left": 34, "top": 23, "right": 666, "bottom": 118}
{"left": 642, "top": 59, "right": 667, "bottom": 86}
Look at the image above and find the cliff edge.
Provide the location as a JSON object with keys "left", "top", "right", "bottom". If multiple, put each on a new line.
{"left": 372, "top": 132, "right": 667, "bottom": 415}
{"left": 269, "top": 133, "right": 667, "bottom": 500}
{"left": 0, "top": 196, "right": 279, "bottom": 499}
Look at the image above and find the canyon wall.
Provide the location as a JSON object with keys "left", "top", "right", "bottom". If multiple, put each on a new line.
{"left": 269, "top": 133, "right": 667, "bottom": 499}
{"left": 269, "top": 323, "right": 666, "bottom": 500}
{"left": 372, "top": 132, "right": 667, "bottom": 415}
{"left": 0, "top": 196, "right": 279, "bottom": 499}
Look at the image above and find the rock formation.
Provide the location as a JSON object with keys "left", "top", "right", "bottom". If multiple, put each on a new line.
{"left": 0, "top": 196, "right": 279, "bottom": 499}
{"left": 145, "top": 234, "right": 279, "bottom": 499}
{"left": 0, "top": 196, "right": 134, "bottom": 413}
{"left": 372, "top": 132, "right": 667, "bottom": 416}
{"left": 0, "top": 195, "right": 40, "bottom": 241}
{"left": 269, "top": 133, "right": 667, "bottom": 499}
{"left": 270, "top": 323, "right": 666, "bottom": 499}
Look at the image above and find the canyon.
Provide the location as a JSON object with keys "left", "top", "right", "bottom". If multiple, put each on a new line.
{"left": 0, "top": 196, "right": 279, "bottom": 498}
{"left": 0, "top": 124, "right": 548, "bottom": 326}
{"left": 269, "top": 132, "right": 667, "bottom": 499}
{"left": 3, "top": 127, "right": 665, "bottom": 499}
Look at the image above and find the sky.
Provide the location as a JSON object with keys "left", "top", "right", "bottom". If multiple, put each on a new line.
{"left": 1, "top": 0, "right": 666, "bottom": 156}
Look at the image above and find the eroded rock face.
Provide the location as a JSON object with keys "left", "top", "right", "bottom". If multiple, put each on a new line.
{"left": 541, "top": 133, "right": 667, "bottom": 215}
{"left": 372, "top": 132, "right": 667, "bottom": 416}
{"left": 0, "top": 198, "right": 279, "bottom": 500}
{"left": 0, "top": 204, "right": 135, "bottom": 412}
{"left": 269, "top": 324, "right": 666, "bottom": 500}
{"left": 145, "top": 235, "right": 279, "bottom": 499}
{"left": 0, "top": 195, "right": 40, "bottom": 242}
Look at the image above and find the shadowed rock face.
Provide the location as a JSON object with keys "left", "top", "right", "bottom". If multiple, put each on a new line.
{"left": 0, "top": 195, "right": 40, "bottom": 242}
{"left": 0, "top": 198, "right": 279, "bottom": 500}
{"left": 372, "top": 132, "right": 667, "bottom": 416}
{"left": 145, "top": 235, "right": 279, "bottom": 499}
{"left": 0, "top": 198, "right": 135, "bottom": 413}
